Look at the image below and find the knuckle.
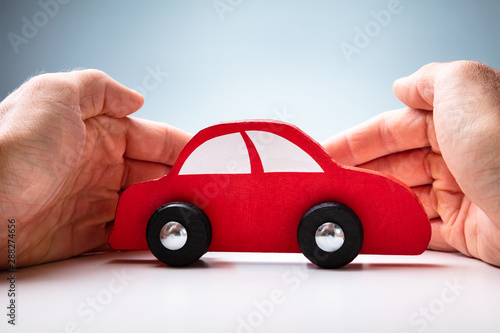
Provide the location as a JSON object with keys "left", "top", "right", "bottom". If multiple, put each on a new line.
{"left": 20, "top": 69, "right": 111, "bottom": 101}
{"left": 79, "top": 69, "right": 108, "bottom": 82}
{"left": 448, "top": 60, "right": 495, "bottom": 82}
{"left": 23, "top": 72, "right": 78, "bottom": 97}
{"left": 451, "top": 60, "right": 480, "bottom": 75}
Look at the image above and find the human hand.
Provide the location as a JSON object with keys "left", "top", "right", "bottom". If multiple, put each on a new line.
{"left": 0, "top": 70, "right": 191, "bottom": 268}
{"left": 323, "top": 61, "right": 500, "bottom": 266}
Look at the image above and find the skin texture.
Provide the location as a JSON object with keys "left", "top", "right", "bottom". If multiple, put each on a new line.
{"left": 1, "top": 61, "right": 499, "bottom": 268}
{"left": 323, "top": 61, "right": 500, "bottom": 267}
{"left": 0, "top": 70, "right": 191, "bottom": 269}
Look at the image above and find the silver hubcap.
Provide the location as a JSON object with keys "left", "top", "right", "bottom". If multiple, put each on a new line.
{"left": 315, "top": 222, "right": 345, "bottom": 252}
{"left": 160, "top": 221, "right": 188, "bottom": 250}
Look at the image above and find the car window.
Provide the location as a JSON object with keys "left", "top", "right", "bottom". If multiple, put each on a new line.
{"left": 246, "top": 130, "right": 323, "bottom": 173}
{"left": 179, "top": 133, "right": 251, "bottom": 175}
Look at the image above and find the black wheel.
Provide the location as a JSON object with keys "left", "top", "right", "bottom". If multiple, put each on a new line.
{"left": 146, "top": 202, "right": 212, "bottom": 267}
{"left": 297, "top": 202, "right": 363, "bottom": 268}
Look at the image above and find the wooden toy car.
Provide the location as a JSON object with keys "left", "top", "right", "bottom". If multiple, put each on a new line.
{"left": 109, "top": 120, "right": 430, "bottom": 268}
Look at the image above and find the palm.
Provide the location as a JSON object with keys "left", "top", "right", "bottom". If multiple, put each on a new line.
{"left": 28, "top": 115, "right": 128, "bottom": 265}
{"left": 430, "top": 66, "right": 500, "bottom": 264}
{"left": 424, "top": 129, "right": 489, "bottom": 257}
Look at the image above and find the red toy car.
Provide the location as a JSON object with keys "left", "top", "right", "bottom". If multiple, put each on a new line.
{"left": 109, "top": 120, "right": 430, "bottom": 268}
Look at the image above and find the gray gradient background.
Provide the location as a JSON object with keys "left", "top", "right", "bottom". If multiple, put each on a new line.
{"left": 1, "top": 0, "right": 499, "bottom": 141}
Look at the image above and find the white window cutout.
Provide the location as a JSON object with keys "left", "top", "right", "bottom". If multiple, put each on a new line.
{"left": 246, "top": 131, "right": 323, "bottom": 173}
{"left": 179, "top": 133, "right": 251, "bottom": 175}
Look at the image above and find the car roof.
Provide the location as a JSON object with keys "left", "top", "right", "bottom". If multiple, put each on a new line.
{"left": 169, "top": 120, "right": 339, "bottom": 176}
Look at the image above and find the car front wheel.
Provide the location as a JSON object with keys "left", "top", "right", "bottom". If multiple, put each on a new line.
{"left": 146, "top": 202, "right": 212, "bottom": 267}
{"left": 297, "top": 201, "right": 363, "bottom": 268}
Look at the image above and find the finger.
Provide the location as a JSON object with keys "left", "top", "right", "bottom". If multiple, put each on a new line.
{"left": 428, "top": 218, "right": 457, "bottom": 252}
{"left": 411, "top": 185, "right": 439, "bottom": 220}
{"left": 322, "top": 108, "right": 431, "bottom": 166}
{"left": 393, "top": 62, "right": 444, "bottom": 110}
{"left": 124, "top": 117, "right": 192, "bottom": 166}
{"left": 68, "top": 69, "right": 144, "bottom": 120}
{"left": 121, "top": 158, "right": 172, "bottom": 189}
{"left": 358, "top": 147, "right": 433, "bottom": 187}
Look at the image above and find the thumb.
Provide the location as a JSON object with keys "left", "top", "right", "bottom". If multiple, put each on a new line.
{"left": 69, "top": 69, "right": 144, "bottom": 120}
{"left": 393, "top": 62, "right": 444, "bottom": 110}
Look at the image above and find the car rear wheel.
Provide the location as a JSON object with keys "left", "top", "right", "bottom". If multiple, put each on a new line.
{"left": 297, "top": 202, "right": 363, "bottom": 268}
{"left": 146, "top": 202, "right": 212, "bottom": 267}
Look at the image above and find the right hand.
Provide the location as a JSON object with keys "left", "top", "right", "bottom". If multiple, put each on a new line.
{"left": 323, "top": 61, "right": 500, "bottom": 266}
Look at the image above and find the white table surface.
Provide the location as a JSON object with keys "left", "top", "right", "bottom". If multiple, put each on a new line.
{"left": 1, "top": 250, "right": 498, "bottom": 333}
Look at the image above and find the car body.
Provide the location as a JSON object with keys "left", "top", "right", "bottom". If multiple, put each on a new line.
{"left": 109, "top": 120, "right": 430, "bottom": 266}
